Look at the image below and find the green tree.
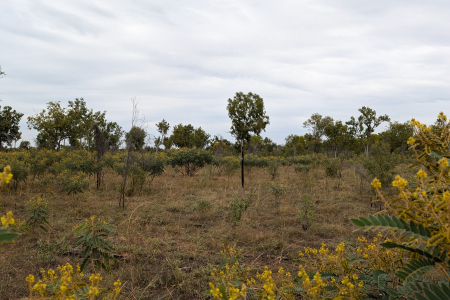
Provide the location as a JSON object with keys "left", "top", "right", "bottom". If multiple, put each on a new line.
{"left": 27, "top": 101, "right": 70, "bottom": 151}
{"left": 302, "top": 113, "right": 333, "bottom": 153}
{"left": 155, "top": 119, "right": 170, "bottom": 152}
{"left": 171, "top": 124, "right": 210, "bottom": 149}
{"left": 227, "top": 92, "right": 269, "bottom": 196}
{"left": 347, "top": 106, "right": 390, "bottom": 157}
{"left": 66, "top": 98, "right": 93, "bottom": 148}
{"left": 227, "top": 92, "right": 270, "bottom": 143}
{"left": 0, "top": 106, "right": 24, "bottom": 151}
{"left": 19, "top": 140, "right": 31, "bottom": 150}
{"left": 284, "top": 134, "right": 307, "bottom": 156}
{"left": 125, "top": 126, "right": 146, "bottom": 151}
{"left": 380, "top": 121, "right": 413, "bottom": 154}
{"left": 324, "top": 120, "right": 354, "bottom": 157}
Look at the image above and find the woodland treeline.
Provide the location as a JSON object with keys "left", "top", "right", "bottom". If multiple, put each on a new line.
{"left": 1, "top": 98, "right": 413, "bottom": 158}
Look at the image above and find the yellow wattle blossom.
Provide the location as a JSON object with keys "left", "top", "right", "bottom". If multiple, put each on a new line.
{"left": 392, "top": 175, "right": 407, "bottom": 188}
{"left": 371, "top": 178, "right": 381, "bottom": 189}
{"left": 417, "top": 169, "right": 427, "bottom": 178}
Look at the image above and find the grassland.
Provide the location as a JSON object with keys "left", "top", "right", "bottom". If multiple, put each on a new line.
{"left": 0, "top": 161, "right": 414, "bottom": 299}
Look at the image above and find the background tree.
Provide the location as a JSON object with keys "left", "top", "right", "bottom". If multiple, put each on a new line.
{"left": 19, "top": 140, "right": 31, "bottom": 150}
{"left": 66, "top": 98, "right": 92, "bottom": 148}
{"left": 170, "top": 124, "right": 210, "bottom": 149}
{"left": 155, "top": 119, "right": 170, "bottom": 153}
{"left": 324, "top": 120, "right": 354, "bottom": 157}
{"left": 227, "top": 92, "right": 269, "bottom": 197}
{"left": 284, "top": 134, "right": 307, "bottom": 157}
{"left": 0, "top": 106, "right": 24, "bottom": 151}
{"left": 302, "top": 113, "right": 333, "bottom": 153}
{"left": 27, "top": 102, "right": 70, "bottom": 151}
{"left": 125, "top": 126, "right": 147, "bottom": 151}
{"left": 347, "top": 106, "right": 390, "bottom": 157}
{"left": 380, "top": 121, "right": 413, "bottom": 154}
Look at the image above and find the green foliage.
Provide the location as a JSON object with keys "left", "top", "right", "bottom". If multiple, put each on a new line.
{"left": 26, "top": 196, "right": 50, "bottom": 232}
{"left": 230, "top": 191, "right": 254, "bottom": 225}
{"left": 268, "top": 182, "right": 286, "bottom": 209}
{"left": 294, "top": 164, "right": 311, "bottom": 174}
{"left": 125, "top": 126, "right": 147, "bottom": 151}
{"left": 303, "top": 113, "right": 334, "bottom": 153}
{"left": 380, "top": 121, "right": 414, "bottom": 154}
{"left": 72, "top": 216, "right": 117, "bottom": 273}
{"left": 347, "top": 106, "right": 390, "bottom": 157}
{"left": 362, "top": 142, "right": 400, "bottom": 187}
{"left": 57, "top": 170, "right": 90, "bottom": 195}
{"left": 227, "top": 92, "right": 270, "bottom": 143}
{"left": 323, "top": 157, "right": 340, "bottom": 177}
{"left": 1, "top": 211, "right": 19, "bottom": 244}
{"left": 169, "top": 148, "right": 213, "bottom": 176}
{"left": 297, "top": 193, "right": 316, "bottom": 230}
{"left": 284, "top": 134, "right": 307, "bottom": 156}
{"left": 266, "top": 159, "right": 280, "bottom": 180}
{"left": 190, "top": 199, "right": 214, "bottom": 219}
{"left": 170, "top": 123, "right": 210, "bottom": 149}
{"left": 0, "top": 105, "right": 24, "bottom": 150}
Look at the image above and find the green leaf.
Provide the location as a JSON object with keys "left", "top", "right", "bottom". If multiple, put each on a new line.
{"left": 395, "top": 258, "right": 436, "bottom": 283}
{"left": 351, "top": 218, "right": 366, "bottom": 227}
{"left": 0, "top": 228, "right": 19, "bottom": 243}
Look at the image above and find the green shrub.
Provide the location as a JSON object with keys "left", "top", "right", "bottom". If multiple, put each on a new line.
{"left": 72, "top": 216, "right": 117, "bottom": 273}
{"left": 26, "top": 196, "right": 50, "bottom": 232}
{"left": 169, "top": 148, "right": 213, "bottom": 176}
{"left": 362, "top": 142, "right": 400, "bottom": 187}
{"left": 230, "top": 191, "right": 254, "bottom": 225}
{"left": 266, "top": 159, "right": 280, "bottom": 180}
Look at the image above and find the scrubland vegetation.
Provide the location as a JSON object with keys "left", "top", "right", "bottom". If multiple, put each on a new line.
{"left": 1, "top": 88, "right": 450, "bottom": 298}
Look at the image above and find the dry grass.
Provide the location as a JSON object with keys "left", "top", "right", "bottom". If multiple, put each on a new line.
{"left": 0, "top": 163, "right": 413, "bottom": 299}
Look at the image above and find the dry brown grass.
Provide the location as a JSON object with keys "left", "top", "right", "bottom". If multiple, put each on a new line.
{"left": 0, "top": 163, "right": 414, "bottom": 299}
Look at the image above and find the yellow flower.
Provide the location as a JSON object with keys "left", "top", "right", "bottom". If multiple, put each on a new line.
{"left": 417, "top": 169, "right": 427, "bottom": 178}
{"left": 407, "top": 137, "right": 416, "bottom": 145}
{"left": 26, "top": 275, "right": 35, "bottom": 283}
{"left": 392, "top": 175, "right": 407, "bottom": 188}
{"left": 371, "top": 178, "right": 381, "bottom": 189}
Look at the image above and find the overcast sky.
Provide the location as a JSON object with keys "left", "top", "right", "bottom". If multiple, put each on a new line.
{"left": 1, "top": 0, "right": 449, "bottom": 145}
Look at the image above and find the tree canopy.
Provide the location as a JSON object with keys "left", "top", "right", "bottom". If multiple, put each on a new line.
{"left": 0, "top": 106, "right": 24, "bottom": 150}
{"left": 227, "top": 92, "right": 269, "bottom": 143}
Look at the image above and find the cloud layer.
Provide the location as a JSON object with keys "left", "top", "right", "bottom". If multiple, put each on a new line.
{"left": 1, "top": 0, "right": 449, "bottom": 144}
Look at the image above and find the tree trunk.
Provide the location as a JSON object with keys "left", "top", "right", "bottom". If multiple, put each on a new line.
{"left": 241, "top": 139, "right": 244, "bottom": 200}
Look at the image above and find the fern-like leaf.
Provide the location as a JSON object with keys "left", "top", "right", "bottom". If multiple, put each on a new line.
{"left": 395, "top": 258, "right": 436, "bottom": 283}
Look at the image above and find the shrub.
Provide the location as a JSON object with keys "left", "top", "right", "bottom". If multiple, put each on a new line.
{"left": 266, "top": 159, "right": 280, "bottom": 180}
{"left": 57, "top": 170, "right": 89, "bottom": 195}
{"left": 268, "top": 182, "right": 286, "bottom": 208}
{"left": 362, "top": 142, "right": 400, "bottom": 187}
{"left": 323, "top": 157, "right": 340, "bottom": 177}
{"left": 26, "top": 196, "right": 50, "bottom": 232}
{"left": 72, "top": 216, "right": 117, "bottom": 273}
{"left": 230, "top": 191, "right": 254, "bottom": 225}
{"left": 169, "top": 148, "right": 213, "bottom": 176}
{"left": 24, "top": 263, "right": 121, "bottom": 299}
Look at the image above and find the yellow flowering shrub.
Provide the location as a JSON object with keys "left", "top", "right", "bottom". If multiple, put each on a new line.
{"left": 25, "top": 263, "right": 121, "bottom": 299}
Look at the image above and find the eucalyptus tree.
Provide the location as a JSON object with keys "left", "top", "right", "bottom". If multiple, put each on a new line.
{"left": 227, "top": 92, "right": 269, "bottom": 196}
{"left": 302, "top": 113, "right": 334, "bottom": 153}
{"left": 347, "top": 106, "right": 390, "bottom": 157}
{"left": 155, "top": 119, "right": 170, "bottom": 153}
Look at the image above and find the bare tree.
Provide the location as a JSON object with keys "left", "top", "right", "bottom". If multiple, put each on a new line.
{"left": 120, "top": 98, "right": 145, "bottom": 208}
